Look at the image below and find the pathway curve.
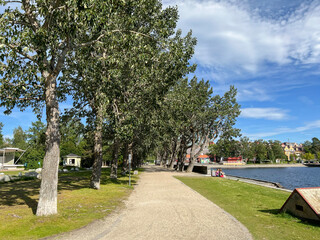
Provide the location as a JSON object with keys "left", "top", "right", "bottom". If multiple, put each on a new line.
{"left": 48, "top": 166, "right": 252, "bottom": 240}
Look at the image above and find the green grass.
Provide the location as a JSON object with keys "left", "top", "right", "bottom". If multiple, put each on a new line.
{"left": 0, "top": 169, "right": 138, "bottom": 240}
{"left": 0, "top": 170, "right": 27, "bottom": 176}
{"left": 176, "top": 176, "right": 320, "bottom": 240}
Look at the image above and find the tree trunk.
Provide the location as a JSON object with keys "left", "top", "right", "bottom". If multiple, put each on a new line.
{"left": 36, "top": 74, "right": 60, "bottom": 216}
{"left": 186, "top": 131, "right": 196, "bottom": 172}
{"left": 110, "top": 140, "right": 120, "bottom": 179}
{"left": 121, "top": 143, "right": 129, "bottom": 175}
{"left": 177, "top": 137, "right": 186, "bottom": 171}
{"left": 160, "top": 150, "right": 167, "bottom": 167}
{"left": 169, "top": 139, "right": 179, "bottom": 169}
{"left": 90, "top": 107, "right": 104, "bottom": 189}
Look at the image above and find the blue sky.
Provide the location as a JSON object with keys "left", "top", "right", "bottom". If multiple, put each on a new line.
{"left": 1, "top": 0, "right": 320, "bottom": 143}
{"left": 162, "top": 0, "right": 320, "bottom": 143}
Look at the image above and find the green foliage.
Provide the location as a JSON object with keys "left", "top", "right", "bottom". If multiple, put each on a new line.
{"left": 13, "top": 126, "right": 27, "bottom": 149}
{"left": 303, "top": 152, "right": 315, "bottom": 161}
{"left": 209, "top": 138, "right": 241, "bottom": 158}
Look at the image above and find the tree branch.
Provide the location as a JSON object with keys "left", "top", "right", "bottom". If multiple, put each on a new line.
{"left": 78, "top": 29, "right": 154, "bottom": 48}
{"left": 22, "top": 0, "right": 39, "bottom": 32}
{"left": 6, "top": 43, "right": 35, "bottom": 62}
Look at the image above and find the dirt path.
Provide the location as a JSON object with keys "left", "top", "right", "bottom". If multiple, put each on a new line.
{"left": 48, "top": 166, "right": 252, "bottom": 240}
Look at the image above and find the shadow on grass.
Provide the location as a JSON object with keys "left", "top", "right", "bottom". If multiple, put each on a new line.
{"left": 0, "top": 168, "right": 136, "bottom": 214}
{"left": 259, "top": 209, "right": 320, "bottom": 227}
{"left": 259, "top": 209, "right": 280, "bottom": 215}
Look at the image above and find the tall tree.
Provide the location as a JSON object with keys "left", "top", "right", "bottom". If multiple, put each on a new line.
{"left": 0, "top": 0, "right": 143, "bottom": 216}
{"left": 12, "top": 126, "right": 28, "bottom": 149}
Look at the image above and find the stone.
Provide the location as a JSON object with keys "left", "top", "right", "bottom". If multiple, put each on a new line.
{"left": 58, "top": 169, "right": 62, "bottom": 172}
{"left": 25, "top": 171, "right": 38, "bottom": 177}
{"left": 0, "top": 174, "right": 7, "bottom": 182}
{"left": 71, "top": 167, "right": 75, "bottom": 171}
{"left": 63, "top": 169, "right": 68, "bottom": 172}
{"left": 134, "top": 170, "right": 139, "bottom": 175}
{"left": 75, "top": 167, "right": 79, "bottom": 171}
{"left": 35, "top": 168, "right": 42, "bottom": 173}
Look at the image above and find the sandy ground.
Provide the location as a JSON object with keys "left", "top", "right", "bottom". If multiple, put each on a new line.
{"left": 47, "top": 166, "right": 252, "bottom": 240}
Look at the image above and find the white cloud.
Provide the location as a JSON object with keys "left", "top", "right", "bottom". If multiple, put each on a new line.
{"left": 164, "top": 0, "right": 320, "bottom": 75}
{"left": 241, "top": 108, "right": 288, "bottom": 120}
{"left": 244, "top": 120, "right": 320, "bottom": 138}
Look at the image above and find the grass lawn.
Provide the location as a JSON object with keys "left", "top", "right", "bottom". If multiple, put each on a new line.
{"left": 0, "top": 170, "right": 27, "bottom": 176}
{"left": 0, "top": 168, "right": 139, "bottom": 240}
{"left": 176, "top": 176, "right": 320, "bottom": 240}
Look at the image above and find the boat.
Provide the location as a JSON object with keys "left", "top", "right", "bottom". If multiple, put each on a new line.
{"left": 304, "top": 163, "right": 320, "bottom": 167}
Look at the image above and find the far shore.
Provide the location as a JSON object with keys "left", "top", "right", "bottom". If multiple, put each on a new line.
{"left": 196, "top": 163, "right": 306, "bottom": 169}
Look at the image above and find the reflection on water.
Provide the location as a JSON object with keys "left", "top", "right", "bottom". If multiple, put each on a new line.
{"left": 223, "top": 167, "right": 320, "bottom": 190}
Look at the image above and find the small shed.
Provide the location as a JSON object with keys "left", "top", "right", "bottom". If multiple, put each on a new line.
{"left": 63, "top": 153, "right": 81, "bottom": 168}
{"left": 280, "top": 187, "right": 320, "bottom": 221}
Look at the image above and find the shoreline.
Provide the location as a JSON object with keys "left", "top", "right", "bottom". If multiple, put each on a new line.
{"left": 198, "top": 163, "right": 306, "bottom": 169}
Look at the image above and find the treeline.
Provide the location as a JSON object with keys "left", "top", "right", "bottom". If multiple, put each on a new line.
{"left": 210, "top": 137, "right": 287, "bottom": 163}
{"left": 211, "top": 137, "right": 320, "bottom": 163}
{"left": 302, "top": 137, "right": 320, "bottom": 160}
{"left": 0, "top": 121, "right": 96, "bottom": 169}
{"left": 0, "top": 1, "right": 240, "bottom": 216}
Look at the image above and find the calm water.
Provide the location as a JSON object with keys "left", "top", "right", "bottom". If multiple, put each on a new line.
{"left": 223, "top": 167, "right": 320, "bottom": 190}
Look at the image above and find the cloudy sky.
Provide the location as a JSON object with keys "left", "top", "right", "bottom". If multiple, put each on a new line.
{"left": 1, "top": 0, "right": 320, "bottom": 143}
{"left": 162, "top": 0, "right": 320, "bottom": 143}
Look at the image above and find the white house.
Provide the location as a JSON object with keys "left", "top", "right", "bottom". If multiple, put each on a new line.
{"left": 0, "top": 148, "right": 25, "bottom": 170}
{"left": 63, "top": 153, "right": 81, "bottom": 168}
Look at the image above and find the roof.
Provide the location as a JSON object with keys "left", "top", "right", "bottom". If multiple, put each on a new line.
{"left": 296, "top": 187, "right": 320, "bottom": 214}
{"left": 0, "top": 147, "right": 25, "bottom": 153}
{"left": 280, "top": 187, "right": 320, "bottom": 218}
{"left": 63, "top": 153, "right": 81, "bottom": 158}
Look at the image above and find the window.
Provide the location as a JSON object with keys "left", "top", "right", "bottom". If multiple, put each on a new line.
{"left": 69, "top": 159, "right": 75, "bottom": 164}
{"left": 296, "top": 204, "right": 304, "bottom": 211}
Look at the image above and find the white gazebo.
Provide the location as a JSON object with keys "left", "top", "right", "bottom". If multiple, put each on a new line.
{"left": 0, "top": 147, "right": 25, "bottom": 170}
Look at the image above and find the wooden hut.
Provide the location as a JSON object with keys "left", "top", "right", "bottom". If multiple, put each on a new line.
{"left": 280, "top": 187, "right": 320, "bottom": 221}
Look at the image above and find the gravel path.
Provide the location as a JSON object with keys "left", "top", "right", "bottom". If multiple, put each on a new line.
{"left": 48, "top": 166, "right": 252, "bottom": 240}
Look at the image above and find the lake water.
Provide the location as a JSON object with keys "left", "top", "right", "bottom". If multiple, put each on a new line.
{"left": 223, "top": 167, "right": 320, "bottom": 190}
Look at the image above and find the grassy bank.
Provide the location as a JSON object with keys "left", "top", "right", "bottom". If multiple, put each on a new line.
{"left": 176, "top": 176, "right": 320, "bottom": 240}
{"left": 0, "top": 169, "right": 138, "bottom": 240}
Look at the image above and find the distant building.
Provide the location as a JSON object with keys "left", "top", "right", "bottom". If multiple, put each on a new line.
{"left": 221, "top": 157, "right": 245, "bottom": 165}
{"left": 63, "top": 153, "right": 81, "bottom": 168}
{"left": 281, "top": 142, "right": 304, "bottom": 160}
{"left": 186, "top": 141, "right": 214, "bottom": 163}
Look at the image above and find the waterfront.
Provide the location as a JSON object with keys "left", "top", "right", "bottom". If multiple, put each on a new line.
{"left": 223, "top": 167, "right": 320, "bottom": 190}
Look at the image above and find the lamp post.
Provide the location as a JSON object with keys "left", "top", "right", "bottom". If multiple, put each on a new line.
{"left": 128, "top": 153, "right": 132, "bottom": 186}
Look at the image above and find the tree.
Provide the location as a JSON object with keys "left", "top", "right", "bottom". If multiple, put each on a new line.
{"left": 0, "top": 0, "right": 139, "bottom": 216}
{"left": 271, "top": 140, "right": 286, "bottom": 160}
{"left": 239, "top": 137, "right": 254, "bottom": 161}
{"left": 311, "top": 137, "right": 320, "bottom": 156}
{"left": 252, "top": 140, "right": 267, "bottom": 163}
{"left": 12, "top": 126, "right": 27, "bottom": 149}
{"left": 303, "top": 140, "right": 312, "bottom": 153}
{"left": 303, "top": 152, "right": 315, "bottom": 161}
{"left": 21, "top": 121, "right": 46, "bottom": 169}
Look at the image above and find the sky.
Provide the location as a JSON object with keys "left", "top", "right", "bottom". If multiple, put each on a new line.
{"left": 1, "top": 0, "right": 320, "bottom": 143}
{"left": 161, "top": 0, "right": 320, "bottom": 143}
